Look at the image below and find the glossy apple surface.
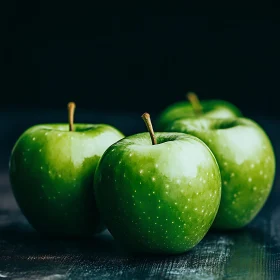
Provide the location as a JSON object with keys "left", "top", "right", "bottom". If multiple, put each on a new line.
{"left": 9, "top": 123, "right": 124, "bottom": 236}
{"left": 94, "top": 132, "right": 221, "bottom": 254}
{"left": 165, "top": 118, "right": 275, "bottom": 229}
{"left": 156, "top": 99, "right": 242, "bottom": 131}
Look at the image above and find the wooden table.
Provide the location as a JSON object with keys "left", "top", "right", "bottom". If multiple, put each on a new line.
{"left": 0, "top": 112, "right": 279, "bottom": 279}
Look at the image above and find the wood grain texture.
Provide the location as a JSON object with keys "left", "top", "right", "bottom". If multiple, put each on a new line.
{"left": 1, "top": 117, "right": 280, "bottom": 279}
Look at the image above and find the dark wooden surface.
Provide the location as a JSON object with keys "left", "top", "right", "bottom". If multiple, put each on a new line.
{"left": 0, "top": 112, "right": 280, "bottom": 279}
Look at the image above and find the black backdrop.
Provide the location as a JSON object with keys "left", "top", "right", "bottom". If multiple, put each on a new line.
{"left": 2, "top": 6, "right": 280, "bottom": 117}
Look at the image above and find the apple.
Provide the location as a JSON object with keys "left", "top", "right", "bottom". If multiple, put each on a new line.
{"left": 155, "top": 92, "right": 242, "bottom": 131}
{"left": 94, "top": 113, "right": 222, "bottom": 254}
{"left": 164, "top": 117, "right": 276, "bottom": 229}
{"left": 9, "top": 102, "right": 124, "bottom": 236}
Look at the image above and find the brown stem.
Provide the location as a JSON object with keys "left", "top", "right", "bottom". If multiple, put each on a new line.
{"left": 67, "top": 102, "right": 76, "bottom": 131}
{"left": 141, "top": 112, "right": 157, "bottom": 145}
{"left": 186, "top": 92, "right": 203, "bottom": 115}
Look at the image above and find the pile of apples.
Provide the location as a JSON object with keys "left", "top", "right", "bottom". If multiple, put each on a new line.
{"left": 9, "top": 94, "right": 275, "bottom": 254}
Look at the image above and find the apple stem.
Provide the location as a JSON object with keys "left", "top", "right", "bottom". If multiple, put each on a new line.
{"left": 141, "top": 112, "right": 157, "bottom": 145}
{"left": 186, "top": 92, "right": 203, "bottom": 115}
{"left": 68, "top": 102, "right": 76, "bottom": 132}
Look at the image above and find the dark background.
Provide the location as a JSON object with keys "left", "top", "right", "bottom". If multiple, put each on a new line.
{"left": 2, "top": 5, "right": 280, "bottom": 117}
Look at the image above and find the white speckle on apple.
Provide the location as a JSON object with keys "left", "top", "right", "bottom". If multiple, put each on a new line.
{"left": 58, "top": 134, "right": 61, "bottom": 137}
{"left": 172, "top": 221, "right": 174, "bottom": 224}
{"left": 209, "top": 194, "right": 212, "bottom": 197}
{"left": 58, "top": 174, "right": 61, "bottom": 178}
{"left": 165, "top": 184, "right": 169, "bottom": 188}
{"left": 196, "top": 192, "right": 199, "bottom": 195}
{"left": 129, "top": 153, "right": 132, "bottom": 157}
{"left": 39, "top": 149, "right": 42, "bottom": 152}
{"left": 194, "top": 208, "right": 197, "bottom": 211}
{"left": 209, "top": 139, "right": 212, "bottom": 142}
{"left": 148, "top": 193, "right": 151, "bottom": 196}
{"left": 264, "top": 174, "right": 268, "bottom": 179}
{"left": 253, "top": 186, "right": 257, "bottom": 191}
{"left": 134, "top": 190, "right": 137, "bottom": 193}
{"left": 24, "top": 158, "right": 27, "bottom": 162}
{"left": 234, "top": 193, "right": 237, "bottom": 197}
{"left": 27, "top": 148, "right": 30, "bottom": 151}
{"left": 211, "top": 173, "right": 214, "bottom": 177}
{"left": 175, "top": 202, "right": 177, "bottom": 205}
{"left": 48, "top": 170, "right": 51, "bottom": 174}
{"left": 201, "top": 209, "right": 204, "bottom": 213}
{"left": 165, "top": 191, "right": 168, "bottom": 194}
{"left": 224, "top": 181, "right": 228, "bottom": 185}
{"left": 232, "top": 201, "right": 235, "bottom": 204}
{"left": 152, "top": 177, "right": 155, "bottom": 181}
{"left": 158, "top": 206, "right": 161, "bottom": 209}
{"left": 152, "top": 191, "right": 155, "bottom": 194}
{"left": 41, "top": 185, "right": 44, "bottom": 188}
{"left": 188, "top": 198, "right": 191, "bottom": 202}
{"left": 40, "top": 166, "right": 43, "bottom": 170}
{"left": 45, "top": 132, "right": 48, "bottom": 136}
{"left": 82, "top": 133, "right": 85, "bottom": 136}
{"left": 260, "top": 170, "right": 263, "bottom": 175}
{"left": 203, "top": 180, "right": 206, "bottom": 184}
{"left": 231, "top": 173, "right": 235, "bottom": 177}
{"left": 251, "top": 164, "right": 255, "bottom": 168}
{"left": 124, "top": 173, "right": 126, "bottom": 178}
{"left": 189, "top": 217, "right": 192, "bottom": 220}
{"left": 139, "top": 169, "right": 143, "bottom": 174}
{"left": 176, "top": 179, "right": 181, "bottom": 183}
{"left": 248, "top": 177, "right": 252, "bottom": 182}
{"left": 158, "top": 200, "right": 161, "bottom": 203}
{"left": 155, "top": 164, "right": 158, "bottom": 168}
{"left": 119, "top": 161, "right": 122, "bottom": 164}
{"left": 224, "top": 162, "right": 228, "bottom": 166}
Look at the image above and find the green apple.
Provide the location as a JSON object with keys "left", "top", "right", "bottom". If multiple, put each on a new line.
{"left": 9, "top": 102, "right": 124, "bottom": 236}
{"left": 94, "top": 113, "right": 221, "bottom": 254}
{"left": 165, "top": 117, "right": 275, "bottom": 229}
{"left": 156, "top": 92, "right": 242, "bottom": 131}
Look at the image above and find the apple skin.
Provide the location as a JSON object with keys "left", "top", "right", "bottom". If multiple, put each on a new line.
{"left": 156, "top": 100, "right": 242, "bottom": 131}
{"left": 164, "top": 118, "right": 276, "bottom": 229}
{"left": 94, "top": 132, "right": 221, "bottom": 254}
{"left": 9, "top": 123, "right": 124, "bottom": 236}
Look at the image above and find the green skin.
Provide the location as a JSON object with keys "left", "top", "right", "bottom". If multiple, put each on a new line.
{"left": 165, "top": 118, "right": 276, "bottom": 229}
{"left": 156, "top": 99, "right": 242, "bottom": 131}
{"left": 94, "top": 132, "right": 221, "bottom": 254}
{"left": 9, "top": 123, "right": 124, "bottom": 236}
